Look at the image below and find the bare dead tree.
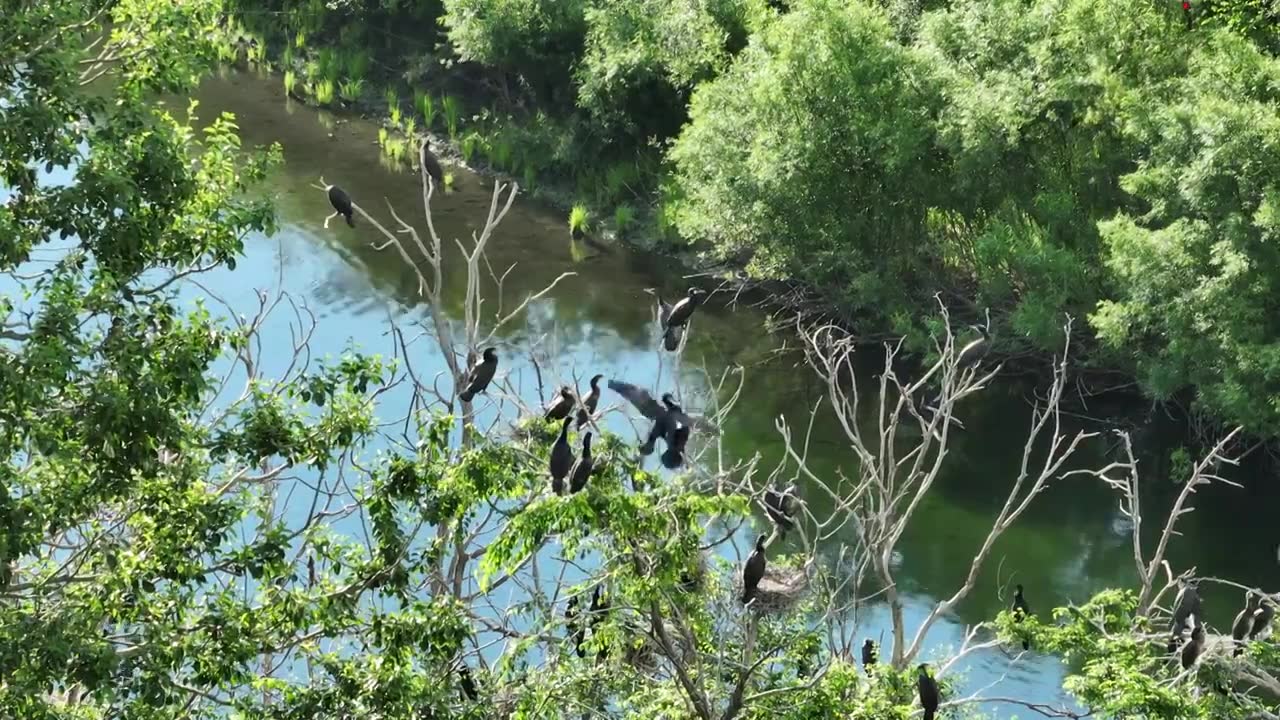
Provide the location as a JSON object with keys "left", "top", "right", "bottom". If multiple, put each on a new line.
{"left": 777, "top": 305, "right": 1094, "bottom": 668}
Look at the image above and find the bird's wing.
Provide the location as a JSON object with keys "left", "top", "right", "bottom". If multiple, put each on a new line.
{"left": 608, "top": 379, "right": 664, "bottom": 419}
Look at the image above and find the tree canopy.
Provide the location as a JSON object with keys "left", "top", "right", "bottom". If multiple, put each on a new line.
{"left": 9, "top": 0, "right": 1280, "bottom": 718}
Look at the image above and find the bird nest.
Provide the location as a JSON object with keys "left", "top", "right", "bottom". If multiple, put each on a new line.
{"left": 741, "top": 565, "right": 811, "bottom": 615}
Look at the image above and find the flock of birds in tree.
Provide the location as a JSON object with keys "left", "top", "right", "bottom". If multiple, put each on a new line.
{"left": 1169, "top": 579, "right": 1276, "bottom": 670}
{"left": 322, "top": 156, "right": 1253, "bottom": 719}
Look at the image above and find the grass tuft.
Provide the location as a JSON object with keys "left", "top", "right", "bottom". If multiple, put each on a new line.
{"left": 569, "top": 204, "right": 591, "bottom": 237}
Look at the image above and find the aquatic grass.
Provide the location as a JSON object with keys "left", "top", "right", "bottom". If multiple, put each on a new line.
{"left": 488, "top": 133, "right": 513, "bottom": 171}
{"left": 317, "top": 48, "right": 339, "bottom": 80}
{"left": 461, "top": 132, "right": 480, "bottom": 164}
{"left": 216, "top": 41, "right": 236, "bottom": 64}
{"left": 303, "top": 59, "right": 321, "bottom": 81}
{"left": 569, "top": 204, "right": 591, "bottom": 238}
{"left": 343, "top": 48, "right": 371, "bottom": 81}
{"left": 441, "top": 95, "right": 460, "bottom": 139}
{"left": 246, "top": 37, "right": 266, "bottom": 64}
{"left": 294, "top": 30, "right": 307, "bottom": 49}
{"left": 522, "top": 166, "right": 536, "bottom": 192}
{"left": 384, "top": 87, "right": 399, "bottom": 112}
{"left": 281, "top": 44, "right": 295, "bottom": 68}
{"left": 389, "top": 104, "right": 402, "bottom": 128}
{"left": 403, "top": 116, "right": 417, "bottom": 138}
{"left": 443, "top": 172, "right": 455, "bottom": 190}
{"left": 385, "top": 137, "right": 408, "bottom": 164}
{"left": 283, "top": 70, "right": 298, "bottom": 96}
{"left": 417, "top": 93, "right": 437, "bottom": 131}
{"left": 614, "top": 204, "right": 636, "bottom": 236}
{"left": 314, "top": 78, "right": 336, "bottom": 106}
{"left": 339, "top": 77, "right": 364, "bottom": 103}
{"left": 378, "top": 127, "right": 389, "bottom": 147}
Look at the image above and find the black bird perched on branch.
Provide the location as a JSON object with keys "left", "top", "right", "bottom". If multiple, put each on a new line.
{"left": 1012, "top": 583, "right": 1031, "bottom": 650}
{"left": 1169, "top": 580, "right": 1202, "bottom": 652}
{"left": 764, "top": 484, "right": 797, "bottom": 537}
{"left": 665, "top": 288, "right": 707, "bottom": 329}
{"left": 577, "top": 374, "right": 604, "bottom": 428}
{"left": 917, "top": 664, "right": 940, "bottom": 720}
{"left": 550, "top": 416, "right": 573, "bottom": 495}
{"left": 565, "top": 595, "right": 586, "bottom": 658}
{"left": 1181, "top": 616, "right": 1206, "bottom": 670}
{"left": 660, "top": 424, "right": 690, "bottom": 469}
{"left": 650, "top": 290, "right": 687, "bottom": 351}
{"left": 956, "top": 324, "right": 991, "bottom": 371}
{"left": 589, "top": 584, "right": 609, "bottom": 632}
{"left": 420, "top": 139, "right": 444, "bottom": 186}
{"left": 1251, "top": 597, "right": 1276, "bottom": 641}
{"left": 608, "top": 380, "right": 694, "bottom": 455}
{"left": 544, "top": 386, "right": 575, "bottom": 421}
{"left": 458, "top": 347, "right": 498, "bottom": 402}
{"left": 324, "top": 182, "right": 354, "bottom": 228}
{"left": 861, "top": 639, "right": 877, "bottom": 671}
{"left": 589, "top": 584, "right": 611, "bottom": 661}
{"left": 742, "top": 534, "right": 767, "bottom": 605}
{"left": 570, "top": 432, "right": 594, "bottom": 493}
{"left": 1232, "top": 591, "right": 1260, "bottom": 656}
{"left": 456, "top": 662, "right": 478, "bottom": 701}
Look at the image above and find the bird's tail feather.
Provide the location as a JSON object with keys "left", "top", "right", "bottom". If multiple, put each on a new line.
{"left": 344, "top": 213, "right": 355, "bottom": 228}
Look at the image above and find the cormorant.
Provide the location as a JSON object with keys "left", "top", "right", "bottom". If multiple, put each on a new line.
{"left": 589, "top": 584, "right": 610, "bottom": 660}
{"left": 1250, "top": 597, "right": 1275, "bottom": 640}
{"left": 457, "top": 662, "right": 478, "bottom": 701}
{"left": 741, "top": 534, "right": 767, "bottom": 605}
{"left": 577, "top": 374, "right": 604, "bottom": 428}
{"left": 458, "top": 347, "right": 498, "bottom": 402}
{"left": 565, "top": 595, "right": 586, "bottom": 658}
{"left": 660, "top": 424, "right": 690, "bottom": 469}
{"left": 549, "top": 416, "right": 573, "bottom": 495}
{"left": 764, "top": 484, "right": 797, "bottom": 536}
{"left": 569, "top": 432, "right": 594, "bottom": 493}
{"left": 641, "top": 398, "right": 681, "bottom": 456}
{"left": 1012, "top": 583, "right": 1031, "bottom": 650}
{"left": 544, "top": 385, "right": 575, "bottom": 421}
{"left": 420, "top": 139, "right": 444, "bottom": 186}
{"left": 589, "top": 584, "right": 609, "bottom": 631}
{"left": 665, "top": 288, "right": 708, "bottom": 329}
{"left": 1232, "top": 591, "right": 1260, "bottom": 656}
{"left": 1181, "top": 616, "right": 1206, "bottom": 670}
{"left": 325, "top": 183, "right": 355, "bottom": 228}
{"left": 652, "top": 290, "right": 687, "bottom": 351}
{"left": 861, "top": 639, "right": 877, "bottom": 671}
{"left": 1171, "top": 580, "right": 1202, "bottom": 648}
{"left": 956, "top": 324, "right": 991, "bottom": 371}
{"left": 917, "top": 664, "right": 940, "bottom": 720}
{"left": 608, "top": 380, "right": 693, "bottom": 454}
{"left": 662, "top": 323, "right": 684, "bottom": 351}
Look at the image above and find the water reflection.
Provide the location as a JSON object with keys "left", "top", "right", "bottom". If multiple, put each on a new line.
{"left": 162, "top": 68, "right": 1280, "bottom": 714}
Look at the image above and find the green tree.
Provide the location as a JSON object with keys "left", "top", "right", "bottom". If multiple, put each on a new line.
{"left": 1091, "top": 28, "right": 1280, "bottom": 433}
{"left": 669, "top": 0, "right": 947, "bottom": 318}
{"left": 440, "top": 0, "right": 589, "bottom": 101}
{"left": 575, "top": 0, "right": 758, "bottom": 140}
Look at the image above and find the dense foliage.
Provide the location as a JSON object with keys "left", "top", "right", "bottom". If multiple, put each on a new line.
{"left": 9, "top": 0, "right": 1280, "bottom": 717}
{"left": 218, "top": 0, "right": 1280, "bottom": 437}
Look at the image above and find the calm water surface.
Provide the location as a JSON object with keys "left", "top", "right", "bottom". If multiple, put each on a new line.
{"left": 165, "top": 68, "right": 1280, "bottom": 713}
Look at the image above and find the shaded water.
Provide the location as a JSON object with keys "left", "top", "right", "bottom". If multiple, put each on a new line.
{"left": 148, "top": 68, "right": 1280, "bottom": 711}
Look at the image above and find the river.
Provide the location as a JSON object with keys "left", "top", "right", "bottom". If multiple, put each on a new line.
{"left": 176, "top": 66, "right": 1280, "bottom": 715}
